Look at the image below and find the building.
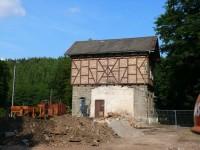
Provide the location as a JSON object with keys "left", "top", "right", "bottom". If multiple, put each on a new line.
{"left": 66, "top": 36, "right": 160, "bottom": 122}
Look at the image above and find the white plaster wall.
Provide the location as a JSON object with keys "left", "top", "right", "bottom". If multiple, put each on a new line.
{"left": 90, "top": 86, "right": 134, "bottom": 117}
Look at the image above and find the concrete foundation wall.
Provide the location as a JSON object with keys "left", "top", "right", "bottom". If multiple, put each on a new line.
{"left": 90, "top": 86, "right": 134, "bottom": 117}
{"left": 72, "top": 85, "right": 155, "bottom": 123}
{"left": 133, "top": 86, "right": 148, "bottom": 122}
{"left": 133, "top": 85, "right": 155, "bottom": 123}
{"left": 72, "top": 86, "right": 93, "bottom": 116}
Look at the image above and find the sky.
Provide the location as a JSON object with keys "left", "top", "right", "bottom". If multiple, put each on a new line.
{"left": 0, "top": 0, "right": 166, "bottom": 59}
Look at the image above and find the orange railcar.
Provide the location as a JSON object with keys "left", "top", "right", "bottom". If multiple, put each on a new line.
{"left": 48, "top": 102, "right": 66, "bottom": 117}
{"left": 11, "top": 102, "right": 67, "bottom": 118}
{"left": 11, "top": 106, "right": 34, "bottom": 117}
{"left": 37, "top": 102, "right": 48, "bottom": 118}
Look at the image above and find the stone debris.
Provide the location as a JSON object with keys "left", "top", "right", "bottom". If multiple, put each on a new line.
{"left": 69, "top": 138, "right": 81, "bottom": 142}
{"left": 4, "top": 132, "right": 16, "bottom": 137}
{"left": 21, "top": 139, "right": 30, "bottom": 146}
{"left": 167, "top": 146, "right": 180, "bottom": 150}
{"left": 0, "top": 115, "right": 117, "bottom": 147}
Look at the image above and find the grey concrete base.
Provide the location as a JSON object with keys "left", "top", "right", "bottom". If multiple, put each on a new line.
{"left": 108, "top": 119, "right": 144, "bottom": 138}
{"left": 72, "top": 85, "right": 156, "bottom": 123}
{"left": 72, "top": 86, "right": 93, "bottom": 116}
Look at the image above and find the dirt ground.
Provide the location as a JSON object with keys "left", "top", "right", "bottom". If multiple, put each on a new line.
{"left": 1, "top": 116, "right": 200, "bottom": 150}
{"left": 0, "top": 115, "right": 116, "bottom": 147}
{"left": 29, "top": 127, "right": 200, "bottom": 150}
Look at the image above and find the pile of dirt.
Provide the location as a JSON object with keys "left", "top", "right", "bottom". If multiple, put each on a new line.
{"left": 0, "top": 115, "right": 118, "bottom": 147}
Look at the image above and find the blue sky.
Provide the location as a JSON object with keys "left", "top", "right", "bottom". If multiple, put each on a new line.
{"left": 0, "top": 0, "right": 166, "bottom": 59}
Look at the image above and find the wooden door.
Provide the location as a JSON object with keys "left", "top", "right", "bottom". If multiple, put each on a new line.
{"left": 95, "top": 100, "right": 104, "bottom": 118}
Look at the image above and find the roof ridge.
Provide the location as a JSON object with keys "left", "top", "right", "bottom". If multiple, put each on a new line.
{"left": 75, "top": 35, "right": 157, "bottom": 43}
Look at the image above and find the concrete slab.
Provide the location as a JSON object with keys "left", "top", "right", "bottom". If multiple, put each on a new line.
{"left": 107, "top": 119, "right": 144, "bottom": 138}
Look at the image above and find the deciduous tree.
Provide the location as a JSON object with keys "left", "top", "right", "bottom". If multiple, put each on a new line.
{"left": 155, "top": 0, "right": 200, "bottom": 109}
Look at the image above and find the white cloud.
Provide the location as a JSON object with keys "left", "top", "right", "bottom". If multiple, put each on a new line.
{"left": 0, "top": 0, "right": 26, "bottom": 18}
{"left": 67, "top": 7, "right": 80, "bottom": 14}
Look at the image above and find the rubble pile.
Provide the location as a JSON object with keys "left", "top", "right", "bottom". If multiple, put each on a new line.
{"left": 0, "top": 115, "right": 117, "bottom": 147}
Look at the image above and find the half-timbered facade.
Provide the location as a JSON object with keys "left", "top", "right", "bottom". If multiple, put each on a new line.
{"left": 71, "top": 56, "right": 153, "bottom": 85}
{"left": 67, "top": 36, "right": 159, "bottom": 123}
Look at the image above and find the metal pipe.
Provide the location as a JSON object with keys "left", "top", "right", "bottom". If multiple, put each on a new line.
{"left": 11, "top": 65, "right": 16, "bottom": 107}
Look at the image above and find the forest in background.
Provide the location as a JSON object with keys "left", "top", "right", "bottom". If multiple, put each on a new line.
{"left": 0, "top": 57, "right": 72, "bottom": 110}
{"left": 0, "top": 0, "right": 200, "bottom": 114}
{"left": 0, "top": 60, "right": 10, "bottom": 116}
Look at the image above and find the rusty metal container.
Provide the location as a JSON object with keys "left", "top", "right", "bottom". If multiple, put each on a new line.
{"left": 11, "top": 106, "right": 34, "bottom": 117}
{"left": 37, "top": 102, "right": 48, "bottom": 118}
{"left": 48, "top": 104, "right": 54, "bottom": 117}
{"left": 48, "top": 102, "right": 66, "bottom": 116}
{"left": 58, "top": 102, "right": 66, "bottom": 115}
{"left": 53, "top": 103, "right": 59, "bottom": 115}
{"left": 11, "top": 106, "right": 23, "bottom": 116}
{"left": 21, "top": 106, "right": 32, "bottom": 116}
{"left": 192, "top": 94, "right": 200, "bottom": 133}
{"left": 11, "top": 101, "right": 67, "bottom": 118}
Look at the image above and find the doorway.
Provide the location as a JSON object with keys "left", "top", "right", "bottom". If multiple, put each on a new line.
{"left": 95, "top": 100, "right": 104, "bottom": 118}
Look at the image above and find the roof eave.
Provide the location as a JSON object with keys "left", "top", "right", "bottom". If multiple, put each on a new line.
{"left": 68, "top": 50, "right": 156, "bottom": 57}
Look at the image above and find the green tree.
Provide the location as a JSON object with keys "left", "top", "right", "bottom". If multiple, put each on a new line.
{"left": 51, "top": 57, "right": 72, "bottom": 108}
{"left": 155, "top": 0, "right": 200, "bottom": 109}
{"left": 7, "top": 58, "right": 59, "bottom": 105}
{"left": 0, "top": 60, "right": 10, "bottom": 106}
{"left": 5, "top": 57, "right": 72, "bottom": 107}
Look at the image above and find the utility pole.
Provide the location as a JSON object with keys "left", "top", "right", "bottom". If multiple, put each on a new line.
{"left": 11, "top": 64, "right": 16, "bottom": 107}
